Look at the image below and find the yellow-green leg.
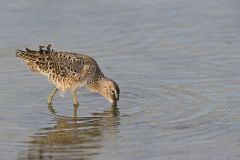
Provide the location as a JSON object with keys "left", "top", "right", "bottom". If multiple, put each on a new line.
{"left": 48, "top": 88, "right": 58, "bottom": 105}
{"left": 72, "top": 90, "right": 79, "bottom": 107}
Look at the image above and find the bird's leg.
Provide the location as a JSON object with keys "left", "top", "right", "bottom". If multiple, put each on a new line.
{"left": 48, "top": 88, "right": 58, "bottom": 105}
{"left": 72, "top": 90, "right": 79, "bottom": 107}
{"left": 74, "top": 105, "right": 78, "bottom": 118}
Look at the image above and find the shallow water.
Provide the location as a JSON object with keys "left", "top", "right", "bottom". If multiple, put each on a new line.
{"left": 1, "top": 0, "right": 240, "bottom": 159}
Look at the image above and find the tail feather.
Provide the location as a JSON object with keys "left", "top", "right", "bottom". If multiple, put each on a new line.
{"left": 16, "top": 48, "right": 52, "bottom": 76}
{"left": 16, "top": 49, "right": 40, "bottom": 62}
{"left": 26, "top": 48, "right": 39, "bottom": 53}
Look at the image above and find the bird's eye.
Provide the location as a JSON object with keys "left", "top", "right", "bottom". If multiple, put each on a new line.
{"left": 111, "top": 90, "right": 115, "bottom": 94}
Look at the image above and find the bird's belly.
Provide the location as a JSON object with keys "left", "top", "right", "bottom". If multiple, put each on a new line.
{"left": 48, "top": 74, "right": 87, "bottom": 92}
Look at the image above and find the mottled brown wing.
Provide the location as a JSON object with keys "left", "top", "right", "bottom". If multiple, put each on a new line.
{"left": 17, "top": 49, "right": 95, "bottom": 82}
{"left": 43, "top": 52, "right": 95, "bottom": 84}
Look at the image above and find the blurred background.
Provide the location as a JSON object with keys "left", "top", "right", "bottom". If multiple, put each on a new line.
{"left": 1, "top": 0, "right": 240, "bottom": 159}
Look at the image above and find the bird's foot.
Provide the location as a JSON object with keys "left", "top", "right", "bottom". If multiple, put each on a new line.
{"left": 73, "top": 101, "right": 79, "bottom": 108}
{"left": 48, "top": 103, "right": 57, "bottom": 114}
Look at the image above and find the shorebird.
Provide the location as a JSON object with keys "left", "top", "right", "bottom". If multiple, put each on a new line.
{"left": 16, "top": 44, "right": 120, "bottom": 106}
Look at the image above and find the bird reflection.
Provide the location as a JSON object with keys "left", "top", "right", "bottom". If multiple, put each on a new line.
{"left": 18, "top": 104, "right": 120, "bottom": 160}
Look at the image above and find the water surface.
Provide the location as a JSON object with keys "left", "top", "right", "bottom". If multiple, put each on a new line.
{"left": 1, "top": 0, "right": 240, "bottom": 159}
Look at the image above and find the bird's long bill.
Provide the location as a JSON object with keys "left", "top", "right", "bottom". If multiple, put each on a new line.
{"left": 112, "top": 99, "right": 118, "bottom": 106}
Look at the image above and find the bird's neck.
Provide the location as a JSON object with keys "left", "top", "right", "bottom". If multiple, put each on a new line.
{"left": 87, "top": 76, "right": 108, "bottom": 94}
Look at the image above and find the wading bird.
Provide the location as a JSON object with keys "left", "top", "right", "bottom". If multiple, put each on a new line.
{"left": 16, "top": 44, "right": 120, "bottom": 107}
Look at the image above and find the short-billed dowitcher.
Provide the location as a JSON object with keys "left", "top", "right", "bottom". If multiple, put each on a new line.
{"left": 16, "top": 44, "right": 120, "bottom": 106}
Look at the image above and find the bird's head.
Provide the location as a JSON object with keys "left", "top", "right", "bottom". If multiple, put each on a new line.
{"left": 101, "top": 78, "right": 120, "bottom": 105}
{"left": 89, "top": 77, "right": 120, "bottom": 105}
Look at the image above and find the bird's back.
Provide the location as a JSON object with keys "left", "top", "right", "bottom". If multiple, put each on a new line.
{"left": 16, "top": 48, "right": 103, "bottom": 91}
